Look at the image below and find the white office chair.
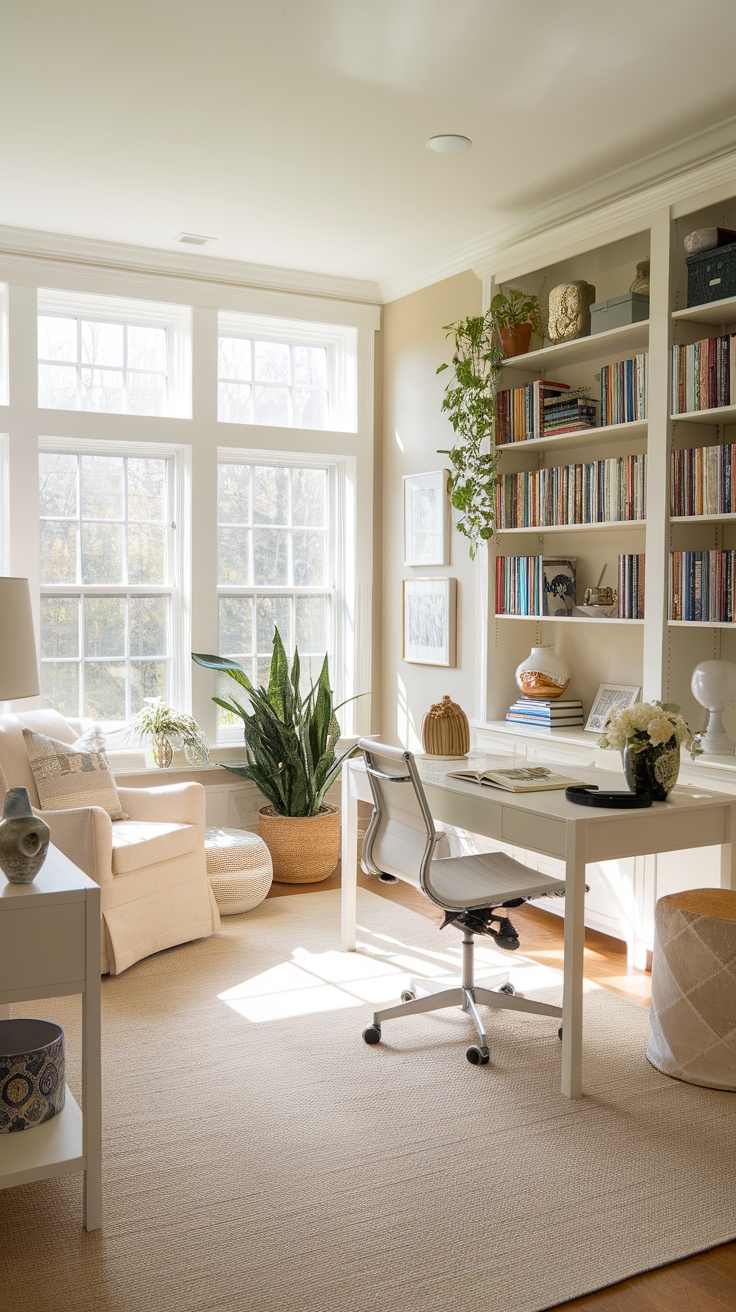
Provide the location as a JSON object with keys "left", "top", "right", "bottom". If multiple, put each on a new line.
{"left": 359, "top": 739, "right": 568, "bottom": 1066}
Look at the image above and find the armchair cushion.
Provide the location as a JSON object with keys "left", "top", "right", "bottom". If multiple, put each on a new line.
{"left": 23, "top": 728, "right": 127, "bottom": 820}
{"left": 111, "top": 819, "right": 198, "bottom": 876}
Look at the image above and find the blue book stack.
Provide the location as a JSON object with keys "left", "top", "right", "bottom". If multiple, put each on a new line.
{"left": 505, "top": 697, "right": 584, "bottom": 728}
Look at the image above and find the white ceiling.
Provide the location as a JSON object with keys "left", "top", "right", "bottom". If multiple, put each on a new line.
{"left": 5, "top": 0, "right": 736, "bottom": 300}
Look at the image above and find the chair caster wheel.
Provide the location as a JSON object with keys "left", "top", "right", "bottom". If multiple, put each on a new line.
{"left": 498, "top": 982, "right": 515, "bottom": 995}
{"left": 363, "top": 1024, "right": 382, "bottom": 1045}
{"left": 466, "top": 1045, "right": 490, "bottom": 1066}
{"left": 558, "top": 1026, "right": 563, "bottom": 1041}
{"left": 400, "top": 989, "right": 416, "bottom": 1003}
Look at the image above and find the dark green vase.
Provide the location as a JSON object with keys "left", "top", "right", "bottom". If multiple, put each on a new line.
{"left": 622, "top": 742, "right": 680, "bottom": 801}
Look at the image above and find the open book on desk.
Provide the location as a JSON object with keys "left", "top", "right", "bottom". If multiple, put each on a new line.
{"left": 446, "top": 765, "right": 585, "bottom": 793}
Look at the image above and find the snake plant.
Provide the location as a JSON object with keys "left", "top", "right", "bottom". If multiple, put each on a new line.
{"left": 192, "top": 629, "right": 357, "bottom": 817}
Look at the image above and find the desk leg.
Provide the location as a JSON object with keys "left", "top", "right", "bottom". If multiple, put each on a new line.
{"left": 341, "top": 763, "right": 359, "bottom": 952}
{"left": 561, "top": 823, "right": 586, "bottom": 1099}
{"left": 721, "top": 803, "right": 736, "bottom": 892}
{"left": 82, "top": 887, "right": 102, "bottom": 1231}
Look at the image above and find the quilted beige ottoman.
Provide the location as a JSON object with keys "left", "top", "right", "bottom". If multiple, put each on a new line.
{"left": 204, "top": 827, "right": 273, "bottom": 915}
{"left": 647, "top": 889, "right": 736, "bottom": 1091}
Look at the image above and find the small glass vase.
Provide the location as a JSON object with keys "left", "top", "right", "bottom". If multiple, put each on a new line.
{"left": 152, "top": 734, "right": 173, "bottom": 768}
{"left": 183, "top": 740, "right": 210, "bottom": 767}
{"left": 622, "top": 741, "right": 680, "bottom": 801}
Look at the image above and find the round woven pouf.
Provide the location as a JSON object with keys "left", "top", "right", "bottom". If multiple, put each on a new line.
{"left": 647, "top": 888, "right": 736, "bottom": 1091}
{"left": 204, "top": 827, "right": 273, "bottom": 915}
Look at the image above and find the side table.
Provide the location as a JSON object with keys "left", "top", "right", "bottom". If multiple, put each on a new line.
{"left": 0, "top": 845, "right": 102, "bottom": 1229}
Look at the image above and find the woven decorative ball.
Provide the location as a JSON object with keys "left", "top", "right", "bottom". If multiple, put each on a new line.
{"left": 421, "top": 695, "right": 470, "bottom": 757}
{"left": 204, "top": 827, "right": 273, "bottom": 914}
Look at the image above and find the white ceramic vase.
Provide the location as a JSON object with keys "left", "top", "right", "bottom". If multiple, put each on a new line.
{"left": 515, "top": 645, "right": 571, "bottom": 700}
{"left": 691, "top": 659, "right": 736, "bottom": 755}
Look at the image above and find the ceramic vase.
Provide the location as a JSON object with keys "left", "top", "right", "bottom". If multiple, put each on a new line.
{"left": 547, "top": 281, "right": 596, "bottom": 344}
{"left": 421, "top": 695, "right": 470, "bottom": 757}
{"left": 514, "top": 645, "right": 571, "bottom": 700}
{"left": 629, "top": 260, "right": 650, "bottom": 295}
{"left": 622, "top": 741, "right": 680, "bottom": 801}
{"left": 0, "top": 787, "right": 50, "bottom": 884}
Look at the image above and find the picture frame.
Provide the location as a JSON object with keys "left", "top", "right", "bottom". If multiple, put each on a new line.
{"left": 585, "top": 683, "right": 641, "bottom": 734}
{"left": 402, "top": 577, "right": 457, "bottom": 666}
{"left": 403, "top": 470, "right": 450, "bottom": 566}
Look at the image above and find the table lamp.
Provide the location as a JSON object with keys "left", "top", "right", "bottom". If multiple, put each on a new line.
{"left": 691, "top": 659, "right": 736, "bottom": 755}
{"left": 0, "top": 577, "right": 40, "bottom": 703}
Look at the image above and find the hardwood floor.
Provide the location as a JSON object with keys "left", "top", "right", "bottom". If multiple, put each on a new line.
{"left": 266, "top": 811, "right": 736, "bottom": 1312}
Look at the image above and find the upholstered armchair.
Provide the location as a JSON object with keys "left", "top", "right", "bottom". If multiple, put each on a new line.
{"left": 0, "top": 710, "right": 220, "bottom": 975}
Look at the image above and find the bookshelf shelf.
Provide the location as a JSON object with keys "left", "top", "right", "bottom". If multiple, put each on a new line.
{"left": 671, "top": 513, "right": 736, "bottom": 523}
{"left": 672, "top": 295, "right": 736, "bottom": 326}
{"left": 668, "top": 620, "right": 736, "bottom": 628}
{"left": 671, "top": 405, "right": 736, "bottom": 424}
{"left": 499, "top": 320, "right": 649, "bottom": 372}
{"left": 496, "top": 520, "right": 645, "bottom": 535}
{"left": 496, "top": 418, "right": 647, "bottom": 455}
{"left": 494, "top": 614, "right": 644, "bottom": 625}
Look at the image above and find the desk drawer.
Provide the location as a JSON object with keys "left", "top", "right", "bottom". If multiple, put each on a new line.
{"left": 502, "top": 810, "right": 566, "bottom": 857}
{"left": 0, "top": 905, "right": 86, "bottom": 993}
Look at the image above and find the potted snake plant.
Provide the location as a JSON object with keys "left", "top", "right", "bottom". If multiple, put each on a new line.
{"left": 192, "top": 630, "right": 357, "bottom": 883}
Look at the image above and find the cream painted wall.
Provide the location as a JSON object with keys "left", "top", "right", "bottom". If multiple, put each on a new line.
{"left": 380, "top": 270, "right": 482, "bottom": 748}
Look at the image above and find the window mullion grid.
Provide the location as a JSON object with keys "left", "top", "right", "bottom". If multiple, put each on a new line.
{"left": 123, "top": 324, "right": 129, "bottom": 416}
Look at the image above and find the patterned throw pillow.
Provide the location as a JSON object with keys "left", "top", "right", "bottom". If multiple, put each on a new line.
{"left": 23, "top": 728, "right": 128, "bottom": 820}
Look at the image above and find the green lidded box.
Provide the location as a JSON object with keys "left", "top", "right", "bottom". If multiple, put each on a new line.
{"left": 590, "top": 293, "right": 650, "bottom": 334}
{"left": 686, "top": 241, "right": 736, "bottom": 308}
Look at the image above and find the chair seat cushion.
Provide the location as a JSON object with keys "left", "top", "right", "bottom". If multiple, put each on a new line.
{"left": 429, "top": 850, "right": 566, "bottom": 910}
{"left": 112, "top": 819, "right": 198, "bottom": 876}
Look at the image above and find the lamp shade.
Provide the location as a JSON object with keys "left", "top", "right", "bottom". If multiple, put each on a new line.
{"left": 0, "top": 578, "right": 40, "bottom": 701}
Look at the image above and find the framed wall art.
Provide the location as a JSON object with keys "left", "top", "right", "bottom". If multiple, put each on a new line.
{"left": 403, "top": 470, "right": 450, "bottom": 566}
{"left": 585, "top": 683, "right": 640, "bottom": 733}
{"left": 402, "top": 577, "right": 456, "bottom": 666}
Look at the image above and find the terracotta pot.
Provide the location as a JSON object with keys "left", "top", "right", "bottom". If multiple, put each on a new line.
{"left": 497, "top": 322, "right": 533, "bottom": 358}
{"left": 258, "top": 804, "right": 340, "bottom": 883}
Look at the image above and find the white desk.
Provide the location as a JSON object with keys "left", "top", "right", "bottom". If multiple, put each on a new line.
{"left": 340, "top": 754, "right": 736, "bottom": 1099}
{"left": 0, "top": 845, "right": 102, "bottom": 1229}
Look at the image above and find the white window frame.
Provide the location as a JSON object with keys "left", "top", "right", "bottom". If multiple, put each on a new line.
{"left": 217, "top": 310, "right": 357, "bottom": 433}
{"left": 0, "top": 284, "right": 8, "bottom": 406}
{"left": 38, "top": 435, "right": 191, "bottom": 725}
{"left": 216, "top": 447, "right": 347, "bottom": 743}
{"left": 37, "top": 288, "right": 192, "bottom": 419}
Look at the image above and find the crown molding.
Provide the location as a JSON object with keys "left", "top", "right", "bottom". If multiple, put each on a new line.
{"left": 0, "top": 225, "right": 382, "bottom": 308}
{"left": 379, "top": 114, "right": 736, "bottom": 303}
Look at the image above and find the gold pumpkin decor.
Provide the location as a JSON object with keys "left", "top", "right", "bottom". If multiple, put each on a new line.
{"left": 421, "top": 695, "right": 470, "bottom": 757}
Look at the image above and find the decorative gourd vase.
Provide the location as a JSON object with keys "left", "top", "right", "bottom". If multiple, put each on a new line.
{"left": 622, "top": 742, "right": 680, "bottom": 801}
{"left": 496, "top": 322, "right": 533, "bottom": 358}
{"left": 421, "top": 695, "right": 470, "bottom": 757}
{"left": 515, "top": 645, "right": 571, "bottom": 700}
{"left": 152, "top": 734, "right": 173, "bottom": 768}
{"left": 0, "top": 787, "right": 51, "bottom": 884}
{"left": 547, "top": 281, "right": 596, "bottom": 344}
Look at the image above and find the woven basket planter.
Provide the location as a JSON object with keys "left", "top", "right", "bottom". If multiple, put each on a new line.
{"left": 258, "top": 804, "right": 340, "bottom": 884}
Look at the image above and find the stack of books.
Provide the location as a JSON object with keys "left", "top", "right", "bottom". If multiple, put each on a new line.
{"left": 505, "top": 698, "right": 584, "bottom": 729}
{"left": 542, "top": 390, "right": 600, "bottom": 436}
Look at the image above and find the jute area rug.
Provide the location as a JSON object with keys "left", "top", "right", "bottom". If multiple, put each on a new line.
{"left": 1, "top": 888, "right": 735, "bottom": 1312}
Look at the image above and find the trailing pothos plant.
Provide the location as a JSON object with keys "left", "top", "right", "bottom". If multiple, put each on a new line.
{"left": 192, "top": 629, "right": 359, "bottom": 817}
{"left": 436, "top": 311, "right": 505, "bottom": 559}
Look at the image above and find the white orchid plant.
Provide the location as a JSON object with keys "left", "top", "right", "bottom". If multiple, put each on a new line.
{"left": 597, "top": 700, "right": 702, "bottom": 758}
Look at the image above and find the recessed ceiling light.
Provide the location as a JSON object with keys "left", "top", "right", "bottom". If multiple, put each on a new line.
{"left": 175, "top": 232, "right": 216, "bottom": 246}
{"left": 426, "top": 135, "right": 472, "bottom": 155}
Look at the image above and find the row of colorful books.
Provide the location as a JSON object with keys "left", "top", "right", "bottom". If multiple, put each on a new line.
{"left": 618, "top": 552, "right": 645, "bottom": 619}
{"left": 495, "top": 555, "right": 576, "bottom": 617}
{"left": 494, "top": 454, "right": 647, "bottom": 529}
{"left": 495, "top": 380, "right": 570, "bottom": 444}
{"left": 599, "top": 353, "right": 647, "bottom": 427}
{"left": 671, "top": 334, "right": 736, "bottom": 415}
{"left": 669, "top": 550, "right": 736, "bottom": 622}
{"left": 505, "top": 698, "right": 584, "bottom": 728}
{"left": 670, "top": 442, "right": 736, "bottom": 517}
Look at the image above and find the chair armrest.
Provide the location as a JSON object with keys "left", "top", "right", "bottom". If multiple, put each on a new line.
{"left": 116, "top": 782, "right": 206, "bottom": 828}
{"left": 34, "top": 805, "right": 113, "bottom": 886}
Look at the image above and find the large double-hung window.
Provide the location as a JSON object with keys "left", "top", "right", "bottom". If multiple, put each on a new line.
{"left": 217, "top": 455, "right": 337, "bottom": 732}
{"left": 39, "top": 445, "right": 180, "bottom": 722}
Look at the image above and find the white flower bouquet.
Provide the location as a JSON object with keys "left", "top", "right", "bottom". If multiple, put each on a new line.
{"left": 597, "top": 700, "right": 702, "bottom": 758}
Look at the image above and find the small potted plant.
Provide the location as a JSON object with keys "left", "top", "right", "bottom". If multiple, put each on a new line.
{"left": 490, "top": 288, "right": 542, "bottom": 358}
{"left": 192, "top": 630, "right": 358, "bottom": 882}
{"left": 129, "top": 699, "right": 210, "bottom": 769}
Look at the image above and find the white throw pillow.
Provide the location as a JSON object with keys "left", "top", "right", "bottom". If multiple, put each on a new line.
{"left": 23, "top": 727, "right": 128, "bottom": 820}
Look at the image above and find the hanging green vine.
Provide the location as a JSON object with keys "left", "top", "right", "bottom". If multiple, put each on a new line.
{"left": 436, "top": 311, "right": 504, "bottom": 560}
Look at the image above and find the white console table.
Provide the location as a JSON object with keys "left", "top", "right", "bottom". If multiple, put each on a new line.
{"left": 0, "top": 845, "right": 102, "bottom": 1230}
